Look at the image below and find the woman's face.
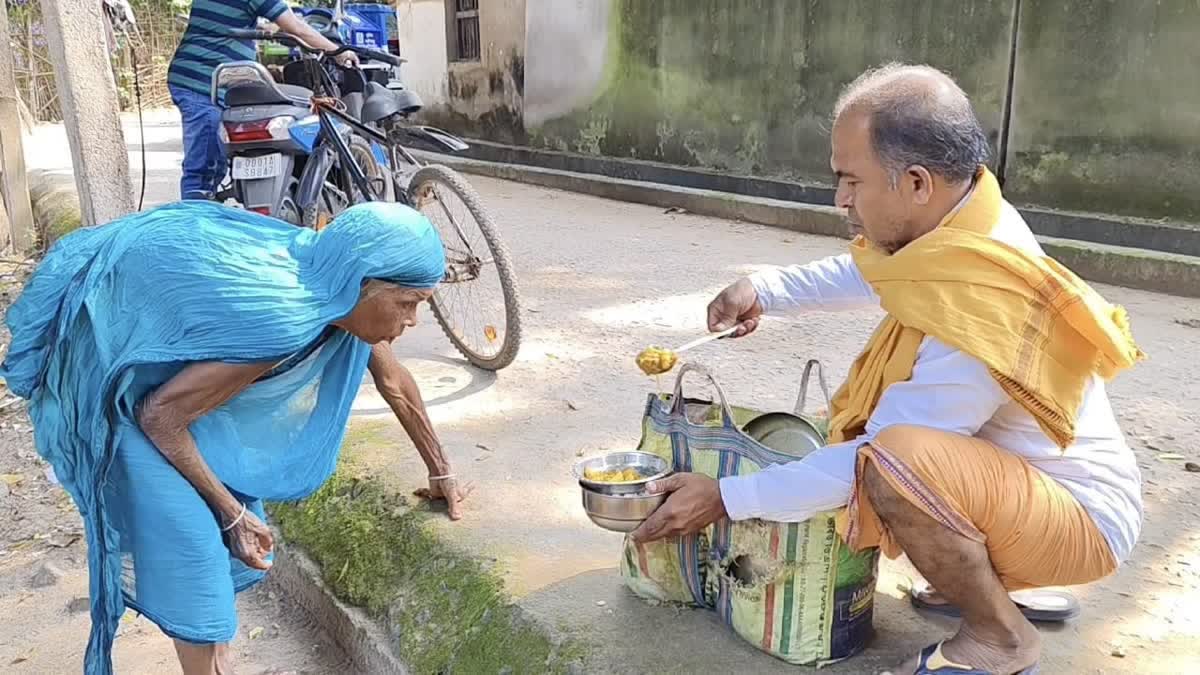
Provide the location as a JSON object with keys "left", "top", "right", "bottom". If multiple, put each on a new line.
{"left": 337, "top": 282, "right": 435, "bottom": 344}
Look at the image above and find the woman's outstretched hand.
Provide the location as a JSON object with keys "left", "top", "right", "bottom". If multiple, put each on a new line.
{"left": 414, "top": 474, "right": 474, "bottom": 521}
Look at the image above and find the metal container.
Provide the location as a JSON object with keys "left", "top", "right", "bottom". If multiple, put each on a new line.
{"left": 742, "top": 358, "right": 832, "bottom": 458}
{"left": 580, "top": 487, "right": 667, "bottom": 533}
{"left": 573, "top": 451, "right": 671, "bottom": 496}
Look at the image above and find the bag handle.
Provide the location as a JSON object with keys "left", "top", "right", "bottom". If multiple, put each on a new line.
{"left": 669, "top": 363, "right": 737, "bottom": 427}
{"left": 794, "top": 359, "right": 832, "bottom": 417}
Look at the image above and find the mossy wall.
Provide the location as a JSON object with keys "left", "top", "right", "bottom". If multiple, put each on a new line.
{"left": 1004, "top": 1, "right": 1200, "bottom": 222}
{"left": 509, "top": 1, "right": 1200, "bottom": 226}
{"left": 526, "top": 0, "right": 1013, "bottom": 183}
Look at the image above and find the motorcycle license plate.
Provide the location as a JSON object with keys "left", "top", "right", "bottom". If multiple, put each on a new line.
{"left": 231, "top": 154, "right": 283, "bottom": 180}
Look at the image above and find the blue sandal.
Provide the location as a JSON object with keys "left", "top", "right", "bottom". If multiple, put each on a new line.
{"left": 900, "top": 642, "right": 1039, "bottom": 675}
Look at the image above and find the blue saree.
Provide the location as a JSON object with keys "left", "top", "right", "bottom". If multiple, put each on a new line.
{"left": 0, "top": 200, "right": 444, "bottom": 673}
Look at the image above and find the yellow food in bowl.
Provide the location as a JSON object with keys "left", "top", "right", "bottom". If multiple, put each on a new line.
{"left": 584, "top": 467, "right": 642, "bottom": 483}
{"left": 635, "top": 347, "right": 678, "bottom": 376}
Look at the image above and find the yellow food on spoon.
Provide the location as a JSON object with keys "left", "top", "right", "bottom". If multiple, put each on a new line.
{"left": 584, "top": 467, "right": 642, "bottom": 483}
{"left": 636, "top": 347, "right": 678, "bottom": 376}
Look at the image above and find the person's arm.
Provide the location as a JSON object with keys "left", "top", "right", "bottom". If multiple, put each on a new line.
{"left": 707, "top": 254, "right": 877, "bottom": 337}
{"left": 718, "top": 338, "right": 1010, "bottom": 522}
{"left": 268, "top": 5, "right": 360, "bottom": 68}
{"left": 137, "top": 360, "right": 277, "bottom": 569}
{"left": 749, "top": 253, "right": 877, "bottom": 315}
{"left": 367, "top": 343, "right": 468, "bottom": 520}
{"left": 632, "top": 339, "right": 1012, "bottom": 541}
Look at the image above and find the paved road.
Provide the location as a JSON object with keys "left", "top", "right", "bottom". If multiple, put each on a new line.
{"left": 24, "top": 115, "right": 1200, "bottom": 673}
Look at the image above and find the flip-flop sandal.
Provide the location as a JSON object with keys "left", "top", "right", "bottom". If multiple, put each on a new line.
{"left": 902, "top": 641, "right": 1039, "bottom": 675}
{"left": 909, "top": 583, "right": 1080, "bottom": 623}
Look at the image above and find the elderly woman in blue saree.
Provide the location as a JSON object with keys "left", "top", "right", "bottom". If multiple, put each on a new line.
{"left": 1, "top": 200, "right": 448, "bottom": 674}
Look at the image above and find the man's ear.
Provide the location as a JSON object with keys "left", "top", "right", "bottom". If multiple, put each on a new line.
{"left": 905, "top": 165, "right": 935, "bottom": 206}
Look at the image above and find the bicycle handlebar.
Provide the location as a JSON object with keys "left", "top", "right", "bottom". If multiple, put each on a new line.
{"left": 211, "top": 29, "right": 404, "bottom": 67}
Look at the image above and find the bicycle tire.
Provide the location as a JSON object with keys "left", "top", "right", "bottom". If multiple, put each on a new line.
{"left": 409, "top": 165, "right": 522, "bottom": 371}
{"left": 301, "top": 135, "right": 392, "bottom": 229}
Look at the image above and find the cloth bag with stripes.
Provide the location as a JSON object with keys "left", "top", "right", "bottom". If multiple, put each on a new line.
{"left": 620, "top": 364, "right": 879, "bottom": 666}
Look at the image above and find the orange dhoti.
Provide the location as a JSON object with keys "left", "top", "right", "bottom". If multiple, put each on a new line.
{"left": 836, "top": 425, "right": 1116, "bottom": 590}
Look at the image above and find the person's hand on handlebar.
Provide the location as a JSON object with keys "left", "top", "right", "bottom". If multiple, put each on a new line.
{"left": 331, "top": 48, "right": 359, "bottom": 69}
{"left": 275, "top": 9, "right": 358, "bottom": 68}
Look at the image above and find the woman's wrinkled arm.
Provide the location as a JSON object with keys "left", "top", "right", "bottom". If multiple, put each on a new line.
{"left": 136, "top": 361, "right": 274, "bottom": 527}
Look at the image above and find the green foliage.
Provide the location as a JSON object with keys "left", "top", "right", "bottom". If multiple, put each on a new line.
{"left": 270, "top": 459, "right": 585, "bottom": 674}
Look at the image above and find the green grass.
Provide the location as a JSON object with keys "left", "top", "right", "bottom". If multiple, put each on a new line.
{"left": 270, "top": 439, "right": 584, "bottom": 674}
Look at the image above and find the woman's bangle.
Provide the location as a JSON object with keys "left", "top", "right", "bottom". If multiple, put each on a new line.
{"left": 221, "top": 503, "right": 247, "bottom": 532}
{"left": 428, "top": 474, "right": 455, "bottom": 482}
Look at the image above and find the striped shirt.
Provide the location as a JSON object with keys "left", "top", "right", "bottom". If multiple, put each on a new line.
{"left": 168, "top": 0, "right": 289, "bottom": 96}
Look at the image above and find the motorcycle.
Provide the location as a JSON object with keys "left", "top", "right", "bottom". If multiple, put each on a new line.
{"left": 211, "top": 11, "right": 447, "bottom": 222}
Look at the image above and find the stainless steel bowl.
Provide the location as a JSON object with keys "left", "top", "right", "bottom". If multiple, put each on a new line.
{"left": 580, "top": 487, "right": 667, "bottom": 533}
{"left": 573, "top": 451, "right": 671, "bottom": 495}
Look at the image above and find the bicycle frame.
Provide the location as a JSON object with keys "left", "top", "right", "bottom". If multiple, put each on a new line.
{"left": 290, "top": 54, "right": 486, "bottom": 286}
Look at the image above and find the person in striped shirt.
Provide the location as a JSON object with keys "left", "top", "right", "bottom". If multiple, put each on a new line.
{"left": 168, "top": 0, "right": 358, "bottom": 200}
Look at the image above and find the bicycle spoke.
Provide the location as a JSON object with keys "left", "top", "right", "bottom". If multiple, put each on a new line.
{"left": 416, "top": 175, "right": 508, "bottom": 361}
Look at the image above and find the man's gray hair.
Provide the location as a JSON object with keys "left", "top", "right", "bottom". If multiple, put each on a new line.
{"left": 834, "top": 63, "right": 990, "bottom": 185}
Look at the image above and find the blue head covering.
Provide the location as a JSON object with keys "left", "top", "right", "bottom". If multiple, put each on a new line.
{"left": 0, "top": 200, "right": 444, "bottom": 674}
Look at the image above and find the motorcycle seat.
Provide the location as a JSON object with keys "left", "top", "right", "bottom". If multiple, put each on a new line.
{"left": 225, "top": 81, "right": 313, "bottom": 108}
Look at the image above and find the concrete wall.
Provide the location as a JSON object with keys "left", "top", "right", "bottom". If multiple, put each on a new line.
{"left": 400, "top": 0, "right": 527, "bottom": 143}
{"left": 1004, "top": 1, "right": 1200, "bottom": 223}
{"left": 396, "top": 0, "right": 452, "bottom": 108}
{"left": 402, "top": 0, "right": 1200, "bottom": 227}
{"left": 523, "top": 0, "right": 1015, "bottom": 184}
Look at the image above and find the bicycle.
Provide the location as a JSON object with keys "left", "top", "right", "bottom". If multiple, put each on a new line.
{"left": 211, "top": 28, "right": 522, "bottom": 371}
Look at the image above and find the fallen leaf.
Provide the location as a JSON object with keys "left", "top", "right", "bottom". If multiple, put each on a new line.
{"left": 1174, "top": 318, "right": 1200, "bottom": 329}
{"left": 248, "top": 626, "right": 265, "bottom": 640}
{"left": 663, "top": 207, "right": 688, "bottom": 215}
{"left": 565, "top": 400, "right": 580, "bottom": 411}
{"left": 1, "top": 473, "right": 24, "bottom": 486}
{"left": 1157, "top": 453, "right": 1186, "bottom": 461}
{"left": 1185, "top": 462, "right": 1200, "bottom": 473}
{"left": 475, "top": 444, "right": 493, "bottom": 453}
{"left": 1111, "top": 645, "right": 1126, "bottom": 658}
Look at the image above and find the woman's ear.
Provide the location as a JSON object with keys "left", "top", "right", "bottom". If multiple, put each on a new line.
{"left": 360, "top": 279, "right": 389, "bottom": 300}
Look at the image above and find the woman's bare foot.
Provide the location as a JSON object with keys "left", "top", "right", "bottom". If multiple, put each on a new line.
{"left": 885, "top": 618, "right": 1041, "bottom": 675}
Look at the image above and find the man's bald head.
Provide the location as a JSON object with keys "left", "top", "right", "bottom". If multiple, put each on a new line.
{"left": 833, "top": 63, "right": 989, "bottom": 185}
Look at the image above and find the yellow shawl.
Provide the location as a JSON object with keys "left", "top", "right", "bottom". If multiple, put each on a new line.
{"left": 827, "top": 169, "right": 1144, "bottom": 448}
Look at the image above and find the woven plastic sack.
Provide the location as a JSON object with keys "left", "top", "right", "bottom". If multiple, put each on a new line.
{"left": 619, "top": 364, "right": 879, "bottom": 665}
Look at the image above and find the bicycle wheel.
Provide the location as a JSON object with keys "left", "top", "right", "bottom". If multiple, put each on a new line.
{"left": 409, "top": 165, "right": 522, "bottom": 371}
{"left": 302, "top": 135, "right": 393, "bottom": 230}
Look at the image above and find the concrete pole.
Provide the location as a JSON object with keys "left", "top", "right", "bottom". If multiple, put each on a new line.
{"left": 38, "top": 0, "right": 134, "bottom": 226}
{"left": 0, "top": 6, "right": 35, "bottom": 251}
